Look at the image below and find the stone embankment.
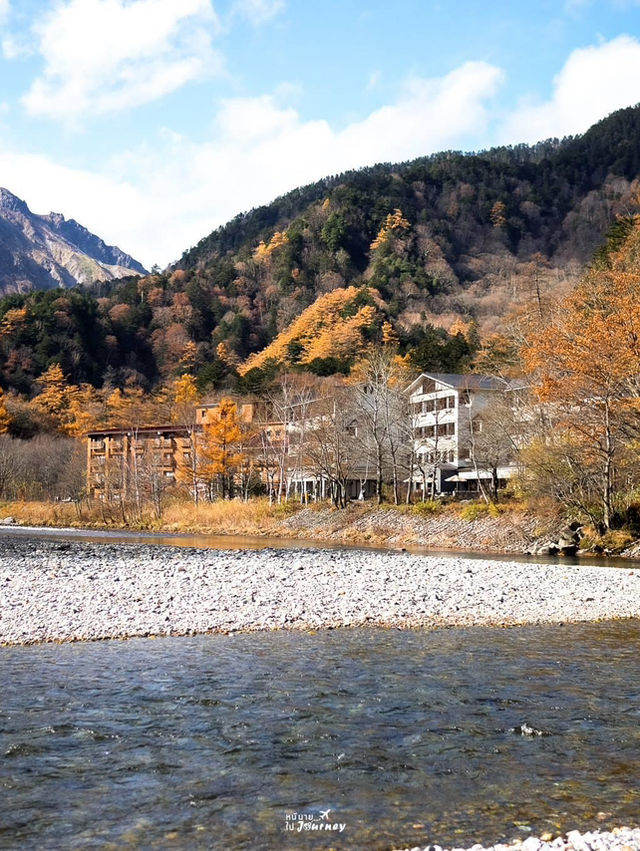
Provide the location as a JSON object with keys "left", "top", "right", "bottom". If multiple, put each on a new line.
{"left": 281, "top": 506, "right": 562, "bottom": 552}
{"left": 397, "top": 827, "right": 640, "bottom": 851}
{"left": 1, "top": 537, "right": 640, "bottom": 645}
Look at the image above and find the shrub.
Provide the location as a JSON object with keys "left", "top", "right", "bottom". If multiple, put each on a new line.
{"left": 600, "top": 530, "right": 634, "bottom": 553}
{"left": 411, "top": 500, "right": 442, "bottom": 516}
{"left": 459, "top": 501, "right": 503, "bottom": 521}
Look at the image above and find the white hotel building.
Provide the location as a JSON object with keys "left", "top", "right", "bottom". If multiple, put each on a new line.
{"left": 406, "top": 372, "right": 518, "bottom": 495}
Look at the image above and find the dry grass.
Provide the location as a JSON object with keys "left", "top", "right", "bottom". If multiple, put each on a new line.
{"left": 160, "top": 498, "right": 299, "bottom": 535}
{"left": 0, "top": 500, "right": 84, "bottom": 527}
{"left": 0, "top": 497, "right": 303, "bottom": 536}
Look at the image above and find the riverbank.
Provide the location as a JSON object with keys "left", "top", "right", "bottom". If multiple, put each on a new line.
{"left": 395, "top": 826, "right": 640, "bottom": 851}
{"left": 0, "top": 498, "right": 567, "bottom": 555}
{"left": 1, "top": 537, "right": 639, "bottom": 645}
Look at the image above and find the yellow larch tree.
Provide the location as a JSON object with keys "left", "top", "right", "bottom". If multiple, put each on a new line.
{"left": 31, "top": 365, "right": 104, "bottom": 436}
{"left": 171, "top": 373, "right": 200, "bottom": 416}
{"left": 303, "top": 305, "right": 377, "bottom": 362}
{"left": 106, "top": 384, "right": 153, "bottom": 428}
{"left": 64, "top": 384, "right": 104, "bottom": 437}
{"left": 524, "top": 261, "right": 640, "bottom": 530}
{"left": 216, "top": 341, "right": 239, "bottom": 368}
{"left": 253, "top": 230, "right": 289, "bottom": 262}
{"left": 172, "top": 373, "right": 202, "bottom": 503}
{"left": 239, "top": 286, "right": 380, "bottom": 375}
{"left": 0, "top": 388, "right": 11, "bottom": 434}
{"left": 0, "top": 307, "right": 28, "bottom": 340}
{"left": 178, "top": 340, "right": 198, "bottom": 374}
{"left": 449, "top": 318, "right": 471, "bottom": 339}
{"left": 381, "top": 320, "right": 398, "bottom": 346}
{"left": 31, "top": 364, "right": 70, "bottom": 430}
{"left": 370, "top": 209, "right": 410, "bottom": 250}
{"left": 199, "top": 398, "right": 247, "bottom": 499}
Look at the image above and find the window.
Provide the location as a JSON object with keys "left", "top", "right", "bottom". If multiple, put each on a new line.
{"left": 422, "top": 400, "right": 435, "bottom": 413}
{"left": 436, "top": 422, "right": 455, "bottom": 437}
{"left": 461, "top": 390, "right": 471, "bottom": 405}
{"left": 472, "top": 420, "right": 483, "bottom": 433}
{"left": 447, "top": 396, "right": 456, "bottom": 409}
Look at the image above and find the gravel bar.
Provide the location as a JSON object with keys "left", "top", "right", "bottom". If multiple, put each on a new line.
{"left": 1, "top": 538, "right": 640, "bottom": 645}
{"left": 396, "top": 827, "right": 640, "bottom": 851}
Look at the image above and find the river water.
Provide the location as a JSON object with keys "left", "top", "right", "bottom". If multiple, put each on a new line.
{"left": 0, "top": 523, "right": 635, "bottom": 568}
{"left": 2, "top": 622, "right": 639, "bottom": 850}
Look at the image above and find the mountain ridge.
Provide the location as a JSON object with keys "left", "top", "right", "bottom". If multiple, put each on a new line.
{"left": 0, "top": 188, "right": 146, "bottom": 294}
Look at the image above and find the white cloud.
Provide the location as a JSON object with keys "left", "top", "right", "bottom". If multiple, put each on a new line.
{"left": 23, "top": 0, "right": 221, "bottom": 120}
{"left": 11, "top": 37, "right": 640, "bottom": 270}
{"left": 500, "top": 35, "right": 640, "bottom": 143}
{"left": 2, "top": 61, "right": 503, "bottom": 267}
{"left": 0, "top": 60, "right": 500, "bottom": 268}
{"left": 2, "top": 35, "right": 33, "bottom": 60}
{"left": 0, "top": 148, "right": 149, "bottom": 254}
{"left": 106, "top": 60, "right": 502, "bottom": 264}
{"left": 231, "top": 0, "right": 285, "bottom": 25}
{"left": 0, "top": 0, "right": 9, "bottom": 25}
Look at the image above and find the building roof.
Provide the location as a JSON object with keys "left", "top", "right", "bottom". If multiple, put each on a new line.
{"left": 405, "top": 372, "right": 511, "bottom": 393}
{"left": 86, "top": 424, "right": 194, "bottom": 437}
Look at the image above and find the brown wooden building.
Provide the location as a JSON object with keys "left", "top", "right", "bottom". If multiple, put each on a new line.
{"left": 86, "top": 424, "right": 194, "bottom": 500}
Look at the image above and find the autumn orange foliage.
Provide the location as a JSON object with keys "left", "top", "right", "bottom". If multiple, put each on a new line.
{"left": 523, "top": 218, "right": 640, "bottom": 527}
{"left": 253, "top": 230, "right": 289, "bottom": 261}
{"left": 199, "top": 398, "right": 248, "bottom": 498}
{"left": 238, "top": 286, "right": 379, "bottom": 375}
{"left": 370, "top": 209, "right": 410, "bottom": 250}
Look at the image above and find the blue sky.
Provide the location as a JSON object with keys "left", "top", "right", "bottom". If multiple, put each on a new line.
{"left": 2, "top": 0, "right": 640, "bottom": 268}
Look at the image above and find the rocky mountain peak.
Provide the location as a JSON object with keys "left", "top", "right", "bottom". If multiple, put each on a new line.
{"left": 0, "top": 187, "right": 147, "bottom": 293}
{"left": 0, "top": 187, "right": 30, "bottom": 215}
{"left": 46, "top": 211, "right": 66, "bottom": 227}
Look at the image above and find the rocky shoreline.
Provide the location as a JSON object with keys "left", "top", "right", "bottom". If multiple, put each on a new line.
{"left": 1, "top": 536, "right": 640, "bottom": 645}
{"left": 396, "top": 827, "right": 640, "bottom": 851}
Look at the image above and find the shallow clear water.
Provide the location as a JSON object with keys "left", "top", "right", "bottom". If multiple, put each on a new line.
{"left": 1, "top": 623, "right": 639, "bottom": 850}
{"left": 0, "top": 524, "right": 634, "bottom": 568}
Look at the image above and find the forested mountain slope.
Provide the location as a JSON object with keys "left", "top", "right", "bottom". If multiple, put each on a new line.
{"left": 1, "top": 105, "right": 640, "bottom": 395}
{"left": 178, "top": 104, "right": 640, "bottom": 341}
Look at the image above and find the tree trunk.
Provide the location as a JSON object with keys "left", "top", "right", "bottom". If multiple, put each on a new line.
{"left": 603, "top": 403, "right": 613, "bottom": 530}
{"left": 491, "top": 467, "right": 499, "bottom": 502}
